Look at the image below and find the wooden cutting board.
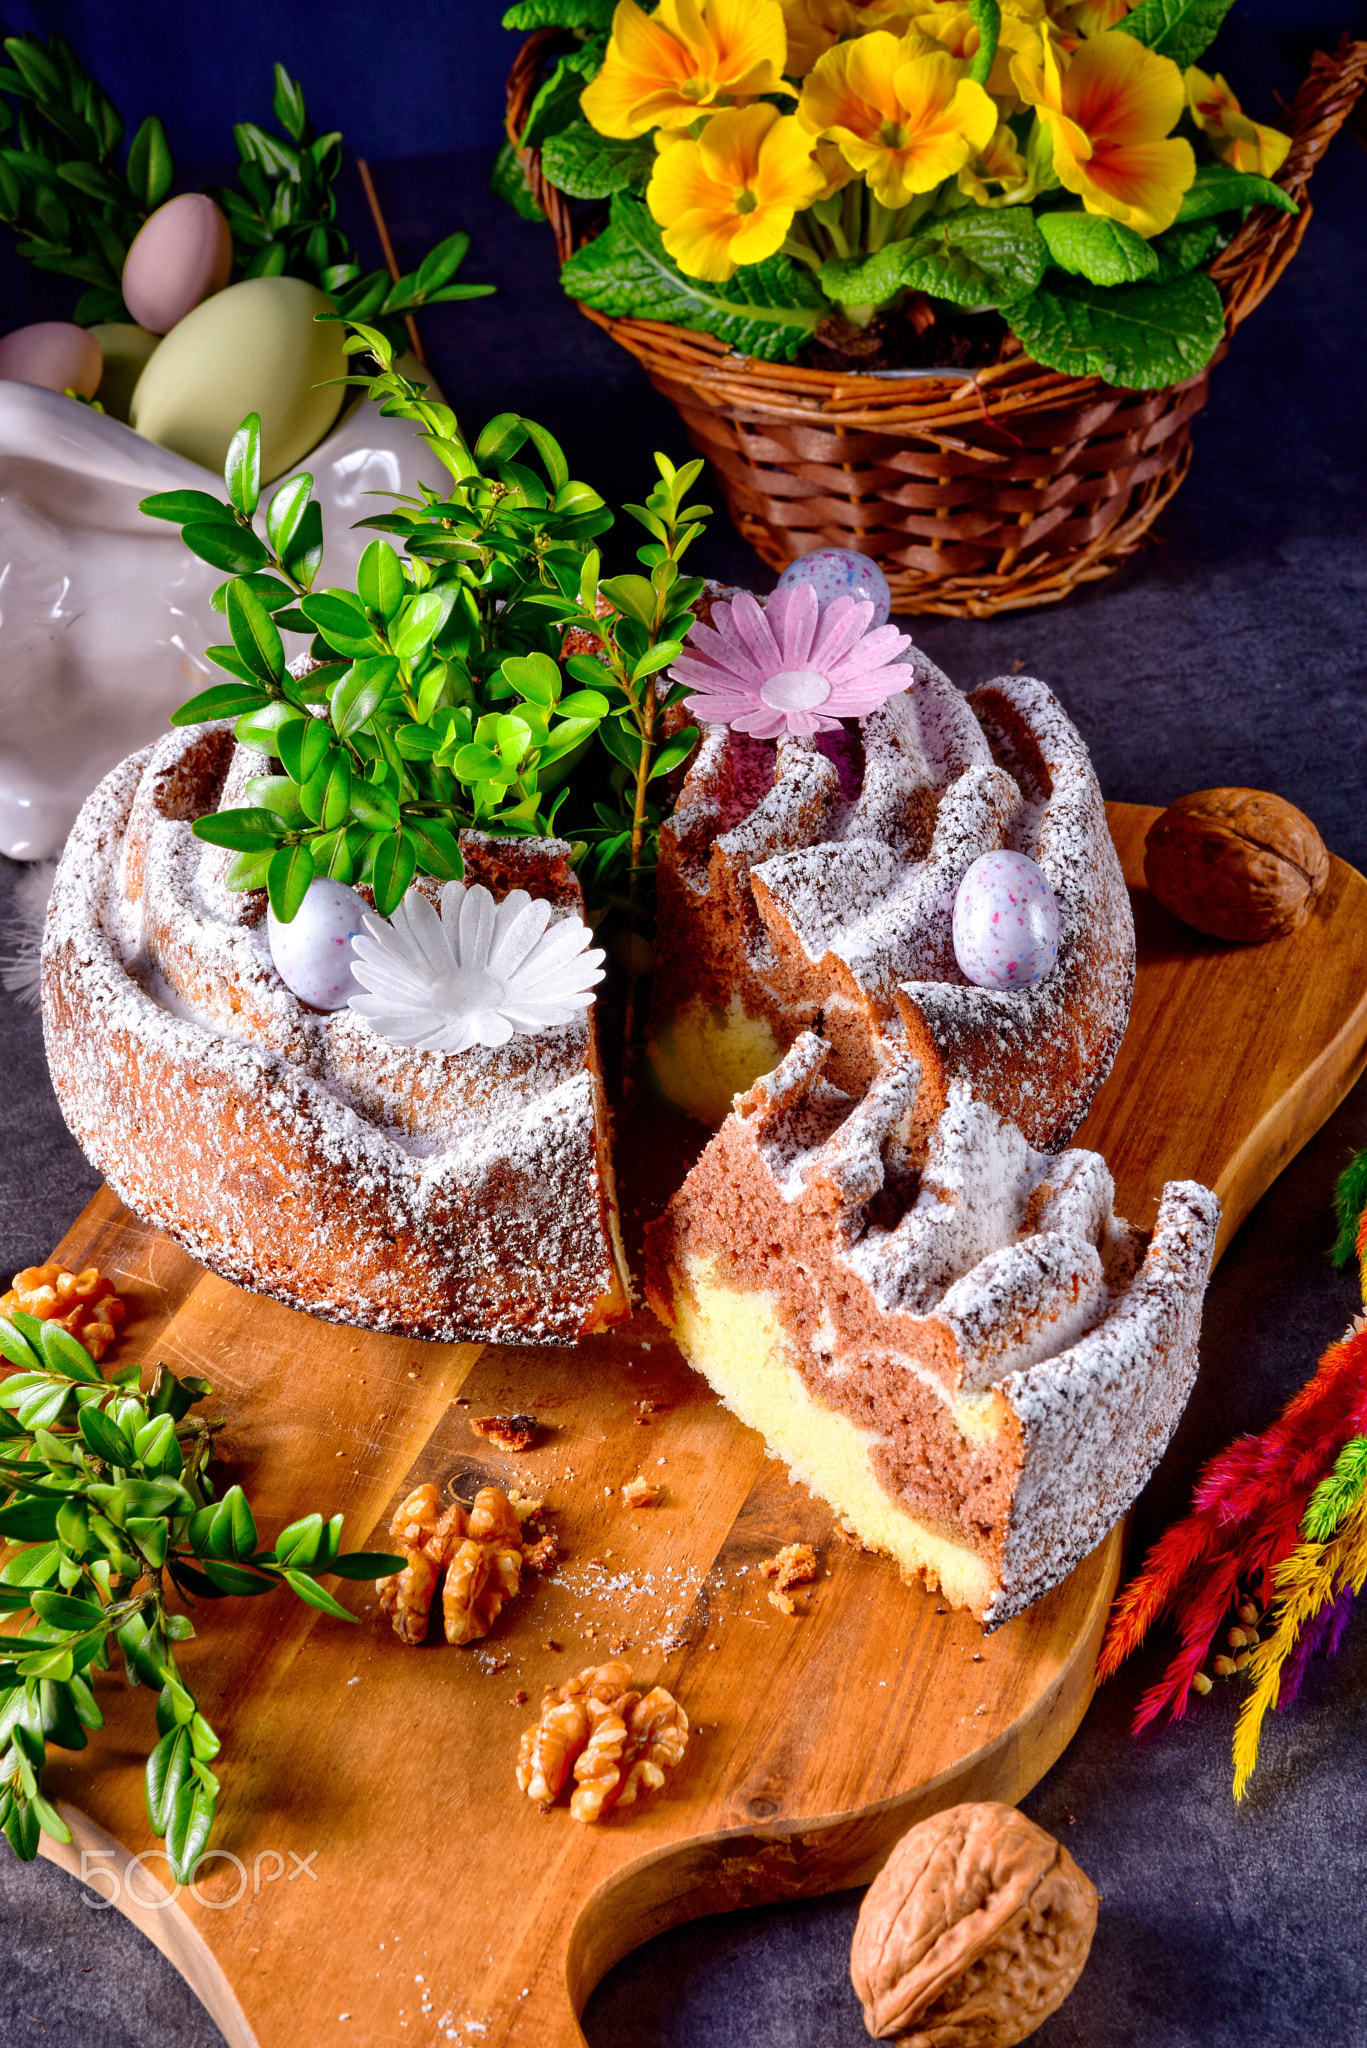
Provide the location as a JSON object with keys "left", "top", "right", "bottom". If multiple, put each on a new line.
{"left": 24, "top": 803, "right": 1367, "bottom": 2048}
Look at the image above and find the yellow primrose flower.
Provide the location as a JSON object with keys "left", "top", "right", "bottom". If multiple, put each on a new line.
{"left": 798, "top": 35, "right": 998, "bottom": 208}
{"left": 1054, "top": 0, "right": 1132, "bottom": 33}
{"left": 906, "top": 3, "right": 1044, "bottom": 106}
{"left": 647, "top": 104, "right": 827, "bottom": 281}
{"left": 958, "top": 121, "right": 1032, "bottom": 205}
{"left": 1186, "top": 65, "right": 1291, "bottom": 178}
{"left": 1013, "top": 27, "right": 1195, "bottom": 235}
{"left": 779, "top": 0, "right": 924, "bottom": 77}
{"left": 581, "top": 0, "right": 792, "bottom": 140}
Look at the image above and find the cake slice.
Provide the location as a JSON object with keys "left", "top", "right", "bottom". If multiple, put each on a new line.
{"left": 645, "top": 1034, "right": 1218, "bottom": 1627}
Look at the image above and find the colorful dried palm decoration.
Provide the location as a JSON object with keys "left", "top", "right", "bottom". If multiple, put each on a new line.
{"left": 1099, "top": 1143, "right": 1367, "bottom": 1795}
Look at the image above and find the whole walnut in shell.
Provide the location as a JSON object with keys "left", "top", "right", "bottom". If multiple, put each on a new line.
{"left": 1144, "top": 788, "right": 1329, "bottom": 943}
{"left": 850, "top": 1802, "right": 1097, "bottom": 2047}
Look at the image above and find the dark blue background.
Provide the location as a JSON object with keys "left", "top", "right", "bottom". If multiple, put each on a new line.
{"left": 1, "top": 0, "right": 1364, "bottom": 164}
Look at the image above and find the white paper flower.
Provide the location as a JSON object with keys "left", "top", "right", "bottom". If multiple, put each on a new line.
{"left": 347, "top": 881, "right": 604, "bottom": 1054}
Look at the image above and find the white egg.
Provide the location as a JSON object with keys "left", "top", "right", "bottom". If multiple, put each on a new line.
{"left": 268, "top": 878, "right": 368, "bottom": 1009}
{"left": 952, "top": 851, "right": 1060, "bottom": 990}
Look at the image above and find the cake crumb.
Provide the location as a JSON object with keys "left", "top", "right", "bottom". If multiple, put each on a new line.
{"left": 759, "top": 1543, "right": 819, "bottom": 1608}
{"left": 512, "top": 1689, "right": 528, "bottom": 1706}
{"left": 621, "top": 1475, "right": 661, "bottom": 1509}
{"left": 835, "top": 1518, "right": 869, "bottom": 1551}
{"left": 470, "top": 1412, "right": 540, "bottom": 1453}
{"left": 543, "top": 1638, "right": 562, "bottom": 1653}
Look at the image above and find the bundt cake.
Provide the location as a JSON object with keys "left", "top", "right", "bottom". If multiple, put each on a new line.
{"left": 645, "top": 1032, "right": 1219, "bottom": 1627}
{"left": 649, "top": 651, "right": 1134, "bottom": 1145}
{"left": 42, "top": 723, "right": 630, "bottom": 1343}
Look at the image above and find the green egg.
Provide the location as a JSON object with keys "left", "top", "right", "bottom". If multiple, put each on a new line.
{"left": 90, "top": 322, "right": 161, "bottom": 423}
{"left": 129, "top": 276, "right": 348, "bottom": 481}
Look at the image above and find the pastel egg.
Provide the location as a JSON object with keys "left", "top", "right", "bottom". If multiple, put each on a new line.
{"left": 775, "top": 549, "right": 892, "bottom": 629}
{"left": 268, "top": 878, "right": 368, "bottom": 1010}
{"left": 90, "top": 322, "right": 161, "bottom": 422}
{"left": 0, "top": 321, "right": 103, "bottom": 398}
{"left": 952, "top": 851, "right": 1060, "bottom": 990}
{"left": 129, "top": 276, "right": 347, "bottom": 482}
{"left": 121, "top": 193, "right": 233, "bottom": 335}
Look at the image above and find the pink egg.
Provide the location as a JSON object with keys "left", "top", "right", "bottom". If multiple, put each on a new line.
{"left": 0, "top": 322, "right": 103, "bottom": 398}
{"left": 122, "top": 193, "right": 233, "bottom": 336}
{"left": 952, "top": 851, "right": 1060, "bottom": 990}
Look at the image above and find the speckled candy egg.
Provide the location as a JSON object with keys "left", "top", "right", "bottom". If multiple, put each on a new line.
{"left": 775, "top": 548, "right": 892, "bottom": 628}
{"left": 0, "top": 321, "right": 102, "bottom": 398}
{"left": 952, "top": 852, "right": 1060, "bottom": 990}
{"left": 121, "top": 193, "right": 233, "bottom": 335}
{"left": 268, "top": 878, "right": 367, "bottom": 1010}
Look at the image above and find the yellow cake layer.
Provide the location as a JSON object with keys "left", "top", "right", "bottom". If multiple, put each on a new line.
{"left": 670, "top": 1252, "right": 997, "bottom": 1616}
{"left": 648, "top": 996, "right": 783, "bottom": 1130}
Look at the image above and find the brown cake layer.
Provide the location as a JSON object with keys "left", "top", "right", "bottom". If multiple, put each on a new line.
{"left": 646, "top": 1033, "right": 1218, "bottom": 1627}
{"left": 43, "top": 726, "right": 630, "bottom": 1343}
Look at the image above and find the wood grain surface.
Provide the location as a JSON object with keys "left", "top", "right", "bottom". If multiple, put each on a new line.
{"left": 23, "top": 803, "right": 1367, "bottom": 2048}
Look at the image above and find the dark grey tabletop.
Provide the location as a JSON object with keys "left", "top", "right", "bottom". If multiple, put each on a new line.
{"left": 2, "top": 10, "right": 1366, "bottom": 2044}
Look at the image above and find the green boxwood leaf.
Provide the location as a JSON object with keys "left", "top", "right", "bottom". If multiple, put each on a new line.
{"left": 1174, "top": 162, "right": 1297, "bottom": 225}
{"left": 300, "top": 590, "right": 381, "bottom": 658}
{"left": 139, "top": 488, "right": 227, "bottom": 525}
{"left": 356, "top": 540, "right": 406, "bottom": 623}
{"left": 147, "top": 1724, "right": 190, "bottom": 1835}
{"left": 267, "top": 843, "right": 316, "bottom": 924}
{"left": 327, "top": 1550, "right": 407, "bottom": 1579}
{"left": 404, "top": 819, "right": 465, "bottom": 881}
{"left": 265, "top": 471, "right": 314, "bottom": 559}
{"left": 1004, "top": 270, "right": 1225, "bottom": 390}
{"left": 226, "top": 578, "right": 285, "bottom": 684}
{"left": 1037, "top": 210, "right": 1159, "bottom": 285}
{"left": 276, "top": 716, "right": 331, "bottom": 786}
{"left": 333, "top": 656, "right": 398, "bottom": 738}
{"left": 562, "top": 195, "right": 823, "bottom": 365}
{"left": 501, "top": 651, "right": 561, "bottom": 707}
{"left": 0, "top": 1319, "right": 41, "bottom": 1371}
{"left": 181, "top": 521, "right": 269, "bottom": 575}
{"left": 541, "top": 120, "right": 654, "bottom": 201}
{"left": 191, "top": 807, "right": 287, "bottom": 853}
{"left": 36, "top": 1320, "right": 103, "bottom": 1383}
{"left": 283, "top": 1569, "right": 357, "bottom": 1622}
{"left": 170, "top": 682, "right": 269, "bottom": 727}
{"left": 1116, "top": 0, "right": 1236, "bottom": 68}
{"left": 224, "top": 414, "right": 262, "bottom": 520}
{"left": 78, "top": 1403, "right": 134, "bottom": 1467}
{"left": 822, "top": 206, "right": 1046, "bottom": 310}
{"left": 369, "top": 831, "right": 418, "bottom": 917}
{"left": 126, "top": 114, "right": 173, "bottom": 210}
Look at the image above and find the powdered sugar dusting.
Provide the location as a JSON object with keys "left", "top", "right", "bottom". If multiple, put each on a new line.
{"left": 41, "top": 727, "right": 628, "bottom": 1342}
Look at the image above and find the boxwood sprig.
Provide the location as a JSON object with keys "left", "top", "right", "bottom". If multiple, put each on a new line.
{"left": 142, "top": 325, "right": 709, "bottom": 928}
{"left": 0, "top": 1309, "right": 402, "bottom": 1883}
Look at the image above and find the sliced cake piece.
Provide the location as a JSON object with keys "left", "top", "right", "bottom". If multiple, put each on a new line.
{"left": 648, "top": 644, "right": 1134, "bottom": 1150}
{"left": 645, "top": 1034, "right": 1218, "bottom": 1628}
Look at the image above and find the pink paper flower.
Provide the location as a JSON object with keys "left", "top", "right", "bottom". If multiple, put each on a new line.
{"left": 670, "top": 583, "right": 911, "bottom": 738}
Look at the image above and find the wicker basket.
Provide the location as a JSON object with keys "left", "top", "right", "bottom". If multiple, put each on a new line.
{"left": 507, "top": 36, "right": 1367, "bottom": 617}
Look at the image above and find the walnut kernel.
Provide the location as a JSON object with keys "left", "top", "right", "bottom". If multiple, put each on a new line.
{"left": 2, "top": 1264, "right": 127, "bottom": 1361}
{"left": 516, "top": 1661, "right": 689, "bottom": 1824}
{"left": 850, "top": 1802, "right": 1097, "bottom": 2046}
{"left": 376, "top": 1482, "right": 532, "bottom": 1647}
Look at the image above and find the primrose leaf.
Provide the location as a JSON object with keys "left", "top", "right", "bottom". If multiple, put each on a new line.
{"left": 1174, "top": 162, "right": 1298, "bottom": 225}
{"left": 1037, "top": 210, "right": 1159, "bottom": 286}
{"left": 562, "top": 195, "right": 823, "bottom": 364}
{"left": 822, "top": 206, "right": 1046, "bottom": 310}
{"left": 1003, "top": 270, "right": 1225, "bottom": 390}
{"left": 1116, "top": 0, "right": 1236, "bottom": 68}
